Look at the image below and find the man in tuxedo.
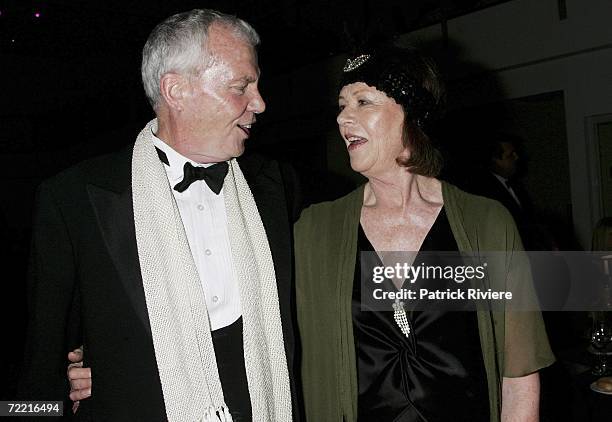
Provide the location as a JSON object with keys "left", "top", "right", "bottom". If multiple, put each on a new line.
{"left": 19, "top": 9, "right": 300, "bottom": 421}
{"left": 466, "top": 134, "right": 544, "bottom": 250}
{"left": 482, "top": 136, "right": 526, "bottom": 216}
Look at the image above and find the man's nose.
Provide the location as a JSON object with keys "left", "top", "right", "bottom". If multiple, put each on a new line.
{"left": 249, "top": 89, "right": 266, "bottom": 114}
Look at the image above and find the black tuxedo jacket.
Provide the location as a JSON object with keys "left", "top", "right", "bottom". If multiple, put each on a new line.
{"left": 463, "top": 172, "right": 536, "bottom": 249}
{"left": 19, "top": 144, "right": 302, "bottom": 421}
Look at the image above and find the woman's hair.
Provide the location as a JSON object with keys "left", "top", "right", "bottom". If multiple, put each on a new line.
{"left": 141, "top": 9, "right": 260, "bottom": 109}
{"left": 341, "top": 45, "right": 445, "bottom": 177}
{"left": 592, "top": 217, "right": 612, "bottom": 251}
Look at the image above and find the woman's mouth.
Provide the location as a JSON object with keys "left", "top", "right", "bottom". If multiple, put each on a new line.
{"left": 347, "top": 136, "right": 367, "bottom": 151}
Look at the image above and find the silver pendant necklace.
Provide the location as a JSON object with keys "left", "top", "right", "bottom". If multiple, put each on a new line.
{"left": 393, "top": 299, "right": 411, "bottom": 338}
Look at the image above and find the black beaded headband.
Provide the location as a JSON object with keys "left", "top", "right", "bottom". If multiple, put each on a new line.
{"left": 341, "top": 49, "right": 438, "bottom": 128}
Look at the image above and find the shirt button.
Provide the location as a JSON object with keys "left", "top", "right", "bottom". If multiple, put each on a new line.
{"left": 197, "top": 204, "right": 204, "bottom": 211}
{"left": 205, "top": 249, "right": 212, "bottom": 256}
{"left": 212, "top": 296, "right": 219, "bottom": 303}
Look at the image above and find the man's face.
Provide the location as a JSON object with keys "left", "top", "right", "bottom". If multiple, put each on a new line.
{"left": 179, "top": 24, "right": 265, "bottom": 163}
{"left": 492, "top": 141, "right": 518, "bottom": 178}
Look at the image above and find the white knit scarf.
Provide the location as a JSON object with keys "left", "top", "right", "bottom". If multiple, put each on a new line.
{"left": 131, "top": 119, "right": 292, "bottom": 422}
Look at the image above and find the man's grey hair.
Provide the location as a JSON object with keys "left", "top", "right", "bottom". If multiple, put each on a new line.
{"left": 142, "top": 9, "right": 260, "bottom": 109}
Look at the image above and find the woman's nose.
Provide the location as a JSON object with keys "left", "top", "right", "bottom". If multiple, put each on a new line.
{"left": 337, "top": 107, "right": 353, "bottom": 126}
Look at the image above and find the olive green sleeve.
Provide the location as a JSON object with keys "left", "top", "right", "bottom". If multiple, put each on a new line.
{"left": 499, "top": 207, "right": 555, "bottom": 377}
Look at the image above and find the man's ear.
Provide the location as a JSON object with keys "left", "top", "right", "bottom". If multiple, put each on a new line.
{"left": 159, "top": 72, "right": 188, "bottom": 111}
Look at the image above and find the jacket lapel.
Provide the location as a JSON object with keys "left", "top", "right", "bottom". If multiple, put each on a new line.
{"left": 238, "top": 154, "right": 296, "bottom": 368}
{"left": 86, "top": 149, "right": 152, "bottom": 336}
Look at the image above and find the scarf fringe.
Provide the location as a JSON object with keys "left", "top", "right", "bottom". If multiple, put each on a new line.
{"left": 203, "top": 405, "right": 233, "bottom": 422}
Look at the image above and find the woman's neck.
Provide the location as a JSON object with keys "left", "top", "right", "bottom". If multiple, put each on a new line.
{"left": 363, "top": 168, "right": 443, "bottom": 211}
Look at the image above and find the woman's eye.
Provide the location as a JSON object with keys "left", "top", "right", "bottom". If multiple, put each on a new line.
{"left": 338, "top": 104, "right": 346, "bottom": 112}
{"left": 234, "top": 86, "right": 247, "bottom": 94}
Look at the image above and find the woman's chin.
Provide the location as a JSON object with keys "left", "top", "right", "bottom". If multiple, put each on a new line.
{"left": 351, "top": 163, "right": 383, "bottom": 180}
{"left": 349, "top": 159, "right": 369, "bottom": 175}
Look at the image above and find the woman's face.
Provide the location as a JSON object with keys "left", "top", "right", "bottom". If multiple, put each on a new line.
{"left": 337, "top": 82, "right": 406, "bottom": 177}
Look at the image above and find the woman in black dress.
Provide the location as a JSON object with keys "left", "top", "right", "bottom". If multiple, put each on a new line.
{"left": 295, "top": 45, "right": 554, "bottom": 421}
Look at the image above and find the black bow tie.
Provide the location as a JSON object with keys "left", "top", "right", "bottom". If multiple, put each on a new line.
{"left": 174, "top": 161, "right": 229, "bottom": 194}
{"left": 155, "top": 146, "right": 228, "bottom": 194}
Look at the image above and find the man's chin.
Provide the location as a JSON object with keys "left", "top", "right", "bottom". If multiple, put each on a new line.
{"left": 231, "top": 140, "right": 247, "bottom": 158}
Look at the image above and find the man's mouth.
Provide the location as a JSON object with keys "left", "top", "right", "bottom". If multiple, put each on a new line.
{"left": 238, "top": 123, "right": 253, "bottom": 137}
{"left": 346, "top": 135, "right": 368, "bottom": 151}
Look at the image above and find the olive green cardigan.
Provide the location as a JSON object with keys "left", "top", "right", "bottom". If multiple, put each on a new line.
{"left": 295, "top": 182, "right": 554, "bottom": 422}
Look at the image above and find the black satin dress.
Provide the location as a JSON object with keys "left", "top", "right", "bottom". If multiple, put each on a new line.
{"left": 353, "top": 209, "right": 490, "bottom": 422}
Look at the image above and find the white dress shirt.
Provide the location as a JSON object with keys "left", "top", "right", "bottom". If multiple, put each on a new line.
{"left": 152, "top": 135, "right": 241, "bottom": 331}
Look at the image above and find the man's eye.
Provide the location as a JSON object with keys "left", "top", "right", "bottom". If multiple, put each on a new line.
{"left": 338, "top": 104, "right": 346, "bottom": 112}
{"left": 358, "top": 99, "right": 369, "bottom": 106}
{"left": 234, "top": 86, "right": 247, "bottom": 94}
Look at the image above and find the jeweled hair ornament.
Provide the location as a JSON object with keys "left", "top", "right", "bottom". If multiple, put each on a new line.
{"left": 343, "top": 54, "right": 371, "bottom": 72}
